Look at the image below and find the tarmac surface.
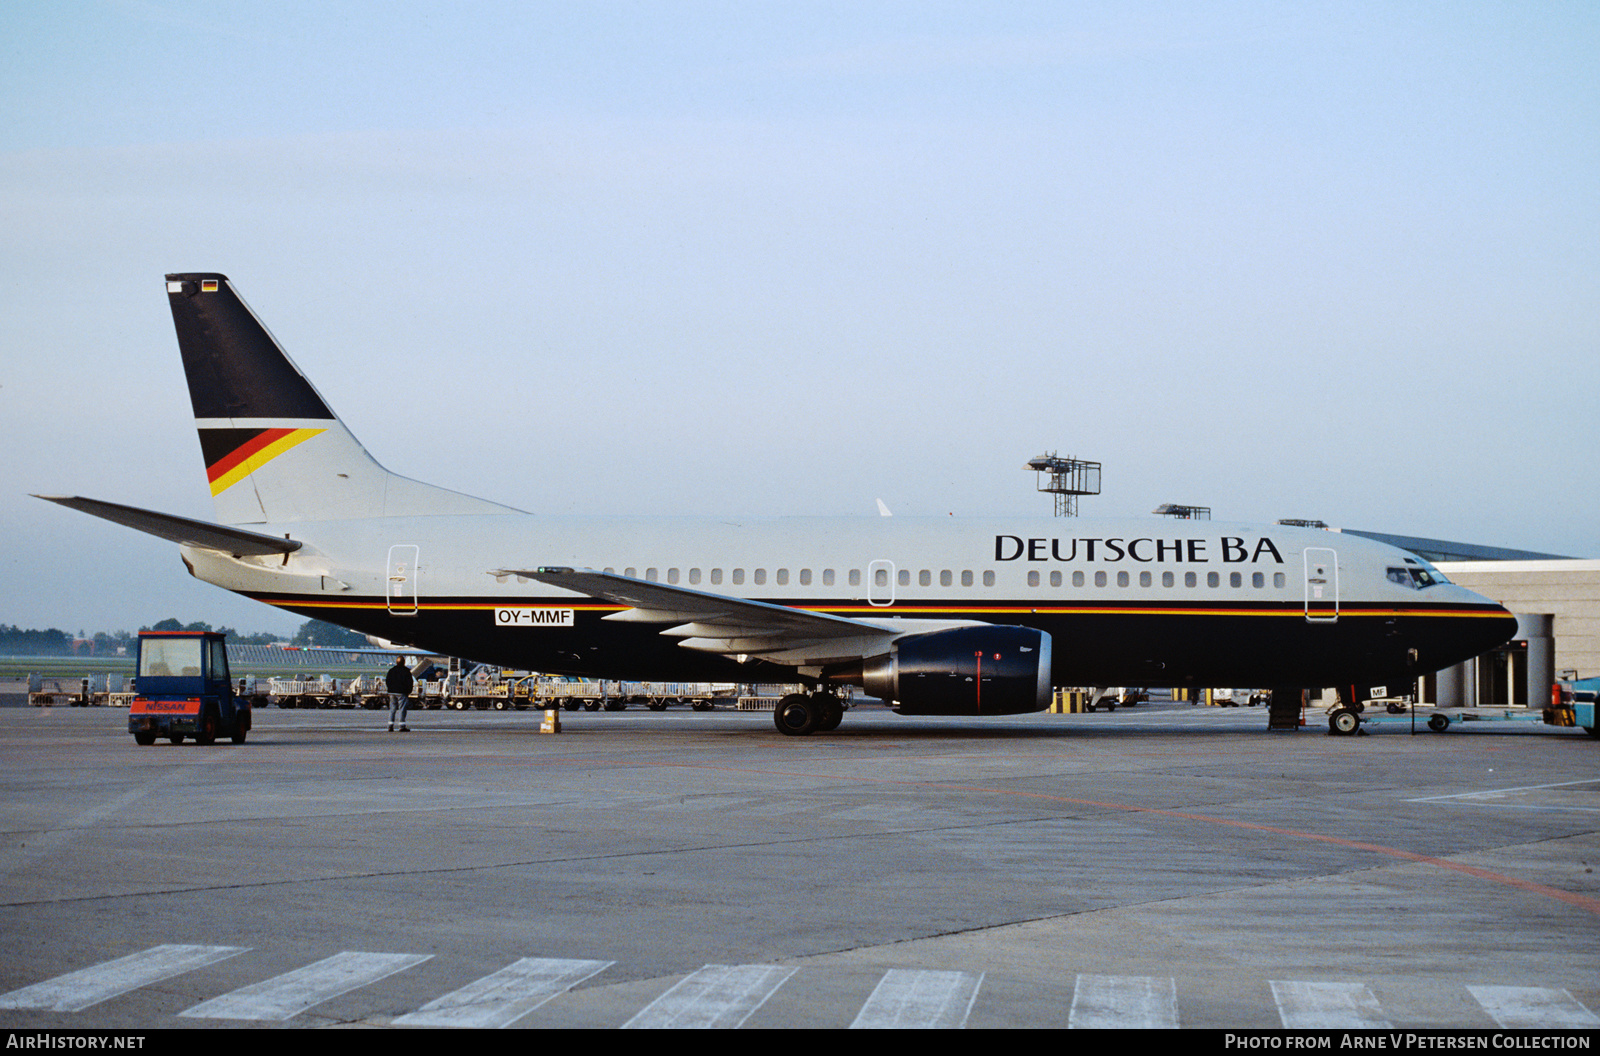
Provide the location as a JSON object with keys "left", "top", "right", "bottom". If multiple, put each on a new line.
{"left": 0, "top": 701, "right": 1596, "bottom": 1030}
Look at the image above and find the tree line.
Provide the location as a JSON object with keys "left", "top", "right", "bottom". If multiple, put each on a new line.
{"left": 0, "top": 618, "right": 369, "bottom": 655}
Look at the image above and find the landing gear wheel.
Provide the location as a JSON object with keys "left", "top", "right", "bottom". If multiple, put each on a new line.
{"left": 818, "top": 695, "right": 844, "bottom": 732}
{"left": 1427, "top": 713, "right": 1450, "bottom": 732}
{"left": 1328, "top": 708, "right": 1361, "bottom": 735}
{"left": 774, "top": 693, "right": 822, "bottom": 736}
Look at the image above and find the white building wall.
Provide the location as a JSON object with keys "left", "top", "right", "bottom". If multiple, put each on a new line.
{"left": 1435, "top": 560, "right": 1600, "bottom": 681}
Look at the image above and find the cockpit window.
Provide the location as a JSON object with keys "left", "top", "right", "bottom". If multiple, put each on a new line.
{"left": 1387, "top": 562, "right": 1450, "bottom": 589}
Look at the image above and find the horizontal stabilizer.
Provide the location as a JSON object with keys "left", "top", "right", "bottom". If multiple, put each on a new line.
{"left": 34, "top": 495, "right": 301, "bottom": 556}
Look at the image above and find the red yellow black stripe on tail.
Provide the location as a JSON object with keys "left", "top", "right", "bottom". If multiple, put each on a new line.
{"left": 200, "top": 427, "right": 325, "bottom": 495}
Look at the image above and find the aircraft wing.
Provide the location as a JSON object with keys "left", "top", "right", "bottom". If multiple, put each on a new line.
{"left": 34, "top": 495, "right": 301, "bottom": 556}
{"left": 496, "top": 566, "right": 980, "bottom": 667}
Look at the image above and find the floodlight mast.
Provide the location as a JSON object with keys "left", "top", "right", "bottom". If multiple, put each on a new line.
{"left": 1025, "top": 452, "right": 1101, "bottom": 517}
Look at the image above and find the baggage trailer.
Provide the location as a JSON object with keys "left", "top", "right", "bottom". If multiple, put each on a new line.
{"left": 129, "top": 630, "right": 250, "bottom": 745}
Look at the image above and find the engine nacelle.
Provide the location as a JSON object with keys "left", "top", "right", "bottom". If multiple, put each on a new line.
{"left": 861, "top": 626, "right": 1052, "bottom": 715}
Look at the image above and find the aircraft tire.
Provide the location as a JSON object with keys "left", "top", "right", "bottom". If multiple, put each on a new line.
{"left": 818, "top": 696, "right": 844, "bottom": 731}
{"left": 774, "top": 694, "right": 821, "bottom": 736}
{"left": 1328, "top": 708, "right": 1361, "bottom": 736}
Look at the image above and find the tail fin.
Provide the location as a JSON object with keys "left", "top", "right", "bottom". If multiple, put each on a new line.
{"left": 165, "top": 273, "right": 517, "bottom": 524}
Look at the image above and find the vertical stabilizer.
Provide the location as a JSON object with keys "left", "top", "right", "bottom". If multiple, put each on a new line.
{"left": 165, "top": 273, "right": 517, "bottom": 524}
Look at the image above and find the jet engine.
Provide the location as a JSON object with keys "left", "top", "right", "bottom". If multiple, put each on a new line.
{"left": 861, "top": 626, "right": 1052, "bottom": 715}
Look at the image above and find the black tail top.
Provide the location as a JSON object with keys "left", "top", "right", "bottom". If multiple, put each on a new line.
{"left": 165, "top": 273, "right": 334, "bottom": 421}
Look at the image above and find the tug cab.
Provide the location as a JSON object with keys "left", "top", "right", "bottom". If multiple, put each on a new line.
{"left": 129, "top": 631, "right": 250, "bottom": 745}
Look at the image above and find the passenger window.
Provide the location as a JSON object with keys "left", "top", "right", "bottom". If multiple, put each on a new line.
{"left": 1117, "top": 571, "right": 1129, "bottom": 587}
{"left": 1139, "top": 571, "right": 1151, "bottom": 587}
{"left": 1162, "top": 571, "right": 1174, "bottom": 587}
{"left": 732, "top": 569, "right": 745, "bottom": 585}
{"left": 823, "top": 569, "right": 835, "bottom": 586}
{"left": 604, "top": 567, "right": 615, "bottom": 575}
{"left": 754, "top": 569, "right": 767, "bottom": 585}
{"left": 1230, "top": 572, "right": 1241, "bottom": 588}
{"left": 1274, "top": 573, "right": 1285, "bottom": 588}
{"left": 1207, "top": 572, "right": 1220, "bottom": 587}
{"left": 919, "top": 570, "right": 931, "bottom": 586}
{"left": 776, "top": 569, "right": 788, "bottom": 586}
{"left": 625, "top": 567, "right": 637, "bottom": 578}
{"left": 898, "top": 569, "right": 910, "bottom": 586}
{"left": 983, "top": 571, "right": 995, "bottom": 587}
{"left": 646, "top": 568, "right": 659, "bottom": 582}
{"left": 668, "top": 568, "right": 680, "bottom": 584}
{"left": 1095, "top": 571, "right": 1107, "bottom": 587}
{"left": 874, "top": 568, "right": 887, "bottom": 587}
{"left": 711, "top": 568, "right": 722, "bottom": 585}
{"left": 688, "top": 568, "right": 701, "bottom": 584}
{"left": 940, "top": 570, "right": 952, "bottom": 587}
{"left": 800, "top": 569, "right": 812, "bottom": 586}
{"left": 1185, "top": 572, "right": 1197, "bottom": 587}
{"left": 1073, "top": 571, "right": 1085, "bottom": 587}
{"left": 850, "top": 569, "right": 861, "bottom": 587}
{"left": 1050, "top": 571, "right": 1062, "bottom": 587}
{"left": 1252, "top": 572, "right": 1264, "bottom": 588}
{"left": 961, "top": 570, "right": 973, "bottom": 587}
{"left": 1028, "top": 571, "right": 1040, "bottom": 587}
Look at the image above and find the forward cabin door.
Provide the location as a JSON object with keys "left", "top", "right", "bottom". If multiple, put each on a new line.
{"left": 1303, "top": 547, "right": 1339, "bottom": 623}
{"left": 387, "top": 544, "right": 420, "bottom": 616}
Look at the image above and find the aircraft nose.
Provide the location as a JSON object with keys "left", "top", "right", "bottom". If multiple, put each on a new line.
{"left": 1462, "top": 590, "right": 1519, "bottom": 657}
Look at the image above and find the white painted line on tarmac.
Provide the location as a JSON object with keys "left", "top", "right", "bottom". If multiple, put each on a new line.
{"left": 1068, "top": 974, "right": 1178, "bottom": 1029}
{"left": 1271, "top": 980, "right": 1392, "bottom": 1028}
{"left": 1468, "top": 985, "right": 1600, "bottom": 1028}
{"left": 178, "top": 950, "right": 432, "bottom": 1021}
{"left": 1409, "top": 779, "right": 1600, "bottom": 802}
{"left": 0, "top": 944, "right": 248, "bottom": 1012}
{"left": 621, "top": 963, "right": 797, "bottom": 1029}
{"left": 393, "top": 957, "right": 613, "bottom": 1028}
{"left": 849, "top": 969, "right": 983, "bottom": 1029}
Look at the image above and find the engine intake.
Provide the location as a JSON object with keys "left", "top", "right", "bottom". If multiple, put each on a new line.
{"left": 861, "top": 626, "right": 1052, "bottom": 715}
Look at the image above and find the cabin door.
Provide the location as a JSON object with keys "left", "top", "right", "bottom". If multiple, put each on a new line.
{"left": 387, "top": 544, "right": 420, "bottom": 616}
{"left": 1303, "top": 548, "right": 1339, "bottom": 623}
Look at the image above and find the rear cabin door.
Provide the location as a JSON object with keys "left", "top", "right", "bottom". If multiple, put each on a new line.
{"left": 387, "top": 545, "right": 419, "bottom": 616}
{"left": 1303, "top": 547, "right": 1339, "bottom": 623}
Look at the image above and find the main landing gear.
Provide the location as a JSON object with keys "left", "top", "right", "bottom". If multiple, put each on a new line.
{"left": 773, "top": 691, "right": 846, "bottom": 736}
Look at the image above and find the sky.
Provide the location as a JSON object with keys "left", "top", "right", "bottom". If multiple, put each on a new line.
{"left": 3, "top": 1, "right": 1597, "bottom": 637}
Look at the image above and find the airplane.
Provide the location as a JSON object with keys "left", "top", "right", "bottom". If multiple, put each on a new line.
{"left": 39, "top": 273, "right": 1518, "bottom": 735}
